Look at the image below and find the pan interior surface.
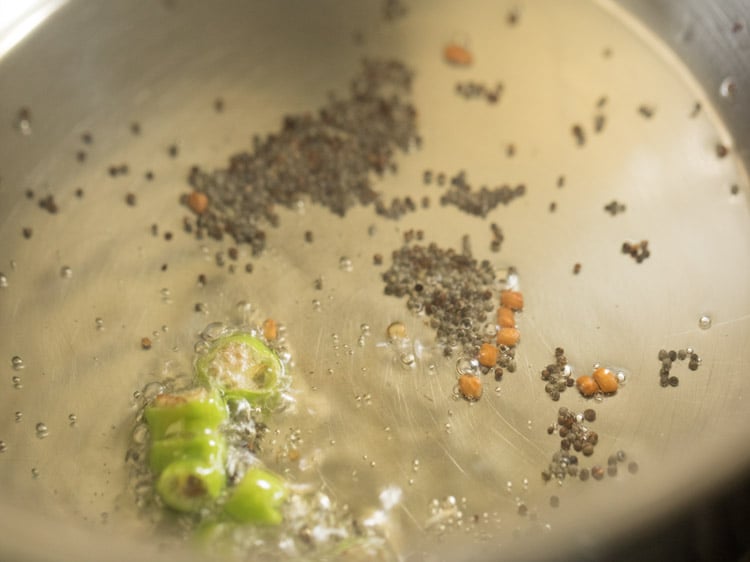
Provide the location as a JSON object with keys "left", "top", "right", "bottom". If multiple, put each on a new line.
{"left": 0, "top": 0, "right": 748, "bottom": 560}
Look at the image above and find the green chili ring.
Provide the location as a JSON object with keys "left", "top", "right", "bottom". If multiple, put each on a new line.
{"left": 144, "top": 387, "right": 227, "bottom": 441}
{"left": 149, "top": 433, "right": 226, "bottom": 475}
{"left": 195, "top": 333, "right": 286, "bottom": 411}
{"left": 155, "top": 459, "right": 226, "bottom": 513}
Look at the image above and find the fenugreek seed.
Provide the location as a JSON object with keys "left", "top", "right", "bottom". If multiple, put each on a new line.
{"left": 444, "top": 43, "right": 473, "bottom": 66}
{"left": 497, "top": 307, "right": 515, "bottom": 328}
{"left": 262, "top": 318, "right": 278, "bottom": 341}
{"left": 497, "top": 328, "right": 520, "bottom": 347}
{"left": 576, "top": 376, "right": 598, "bottom": 397}
{"left": 579, "top": 469, "right": 590, "bottom": 481}
{"left": 500, "top": 290, "right": 523, "bottom": 311}
{"left": 582, "top": 444, "right": 594, "bottom": 456}
{"left": 592, "top": 367, "right": 618, "bottom": 393}
{"left": 591, "top": 466, "right": 605, "bottom": 480}
{"left": 187, "top": 191, "right": 209, "bottom": 214}
{"left": 387, "top": 321, "right": 407, "bottom": 340}
{"left": 141, "top": 337, "right": 152, "bottom": 350}
{"left": 458, "top": 374, "right": 482, "bottom": 401}
{"left": 627, "top": 461, "right": 639, "bottom": 474}
{"left": 583, "top": 409, "right": 596, "bottom": 422}
{"left": 477, "top": 343, "right": 498, "bottom": 367}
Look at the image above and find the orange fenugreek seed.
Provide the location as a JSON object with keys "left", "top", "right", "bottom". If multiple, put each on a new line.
{"left": 500, "top": 290, "right": 524, "bottom": 311}
{"left": 497, "top": 307, "right": 515, "bottom": 328}
{"left": 496, "top": 327, "right": 520, "bottom": 347}
{"left": 444, "top": 43, "right": 473, "bottom": 66}
{"left": 478, "top": 343, "right": 498, "bottom": 368}
{"left": 187, "top": 190, "right": 209, "bottom": 214}
{"left": 262, "top": 318, "right": 278, "bottom": 341}
{"left": 458, "top": 374, "right": 483, "bottom": 401}
{"left": 592, "top": 367, "right": 618, "bottom": 394}
{"left": 576, "top": 375, "right": 599, "bottom": 397}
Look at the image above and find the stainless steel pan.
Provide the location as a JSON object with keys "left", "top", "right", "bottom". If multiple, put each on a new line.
{"left": 1, "top": 1, "right": 749, "bottom": 560}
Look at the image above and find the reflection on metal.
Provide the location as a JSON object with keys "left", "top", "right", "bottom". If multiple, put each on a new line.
{"left": 0, "top": 0, "right": 67, "bottom": 61}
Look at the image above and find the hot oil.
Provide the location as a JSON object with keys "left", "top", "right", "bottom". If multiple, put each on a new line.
{"left": 0, "top": 0, "right": 748, "bottom": 559}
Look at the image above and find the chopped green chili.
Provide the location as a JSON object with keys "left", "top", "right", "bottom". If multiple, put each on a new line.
{"left": 142, "top": 332, "right": 290, "bottom": 521}
{"left": 149, "top": 433, "right": 226, "bottom": 475}
{"left": 144, "top": 387, "right": 227, "bottom": 440}
{"left": 156, "top": 459, "right": 226, "bottom": 513}
{"left": 195, "top": 333, "right": 286, "bottom": 411}
{"left": 223, "top": 467, "right": 287, "bottom": 525}
{"left": 144, "top": 387, "right": 229, "bottom": 513}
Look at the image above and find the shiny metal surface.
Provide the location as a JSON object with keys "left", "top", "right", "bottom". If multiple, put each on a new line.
{"left": 0, "top": 0, "right": 749, "bottom": 560}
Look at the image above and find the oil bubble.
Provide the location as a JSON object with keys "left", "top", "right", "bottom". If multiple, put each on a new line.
{"left": 12, "top": 376, "right": 22, "bottom": 389}
{"left": 35, "top": 422, "right": 49, "bottom": 439}
{"left": 0, "top": 273, "right": 7, "bottom": 288}
{"left": 399, "top": 352, "right": 416, "bottom": 367}
{"left": 11, "top": 356, "right": 24, "bottom": 370}
{"left": 201, "top": 321, "right": 227, "bottom": 341}
{"left": 194, "top": 340, "right": 210, "bottom": 354}
{"left": 455, "top": 357, "right": 478, "bottom": 376}
{"left": 698, "top": 315, "right": 712, "bottom": 330}
{"left": 131, "top": 424, "right": 149, "bottom": 445}
{"left": 60, "top": 266, "right": 73, "bottom": 279}
{"left": 142, "top": 381, "right": 164, "bottom": 401}
{"left": 339, "top": 256, "right": 353, "bottom": 272}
